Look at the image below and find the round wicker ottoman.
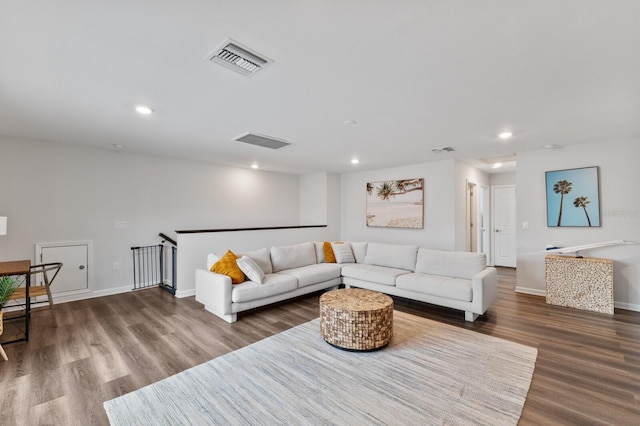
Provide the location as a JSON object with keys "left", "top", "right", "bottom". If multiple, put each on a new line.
{"left": 319, "top": 288, "right": 393, "bottom": 351}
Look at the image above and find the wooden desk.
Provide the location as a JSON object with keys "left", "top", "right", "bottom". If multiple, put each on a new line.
{"left": 0, "top": 260, "right": 32, "bottom": 343}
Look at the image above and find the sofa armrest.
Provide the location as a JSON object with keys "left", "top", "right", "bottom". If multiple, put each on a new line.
{"left": 471, "top": 267, "right": 498, "bottom": 314}
{"left": 195, "top": 268, "right": 236, "bottom": 322}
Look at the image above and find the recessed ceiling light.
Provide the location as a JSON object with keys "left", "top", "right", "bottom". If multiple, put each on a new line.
{"left": 112, "top": 144, "right": 126, "bottom": 150}
{"left": 544, "top": 144, "right": 562, "bottom": 149}
{"left": 491, "top": 163, "right": 503, "bottom": 169}
{"left": 351, "top": 158, "right": 360, "bottom": 164}
{"left": 251, "top": 163, "right": 259, "bottom": 169}
{"left": 135, "top": 105, "right": 154, "bottom": 115}
{"left": 344, "top": 120, "right": 357, "bottom": 125}
{"left": 498, "top": 131, "right": 513, "bottom": 140}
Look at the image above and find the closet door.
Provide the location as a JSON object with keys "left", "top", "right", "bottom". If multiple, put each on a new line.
{"left": 36, "top": 241, "right": 91, "bottom": 296}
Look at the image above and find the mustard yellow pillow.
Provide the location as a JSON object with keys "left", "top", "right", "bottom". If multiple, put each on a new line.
{"left": 323, "top": 242, "right": 336, "bottom": 263}
{"left": 212, "top": 250, "right": 245, "bottom": 284}
{"left": 324, "top": 241, "right": 345, "bottom": 263}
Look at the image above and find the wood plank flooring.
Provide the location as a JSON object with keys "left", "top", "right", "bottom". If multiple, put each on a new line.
{"left": 1, "top": 267, "right": 639, "bottom": 425}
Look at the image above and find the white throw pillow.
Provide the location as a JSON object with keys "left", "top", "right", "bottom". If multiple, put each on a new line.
{"left": 331, "top": 242, "right": 355, "bottom": 264}
{"left": 240, "top": 247, "right": 272, "bottom": 274}
{"left": 206, "top": 253, "right": 221, "bottom": 271}
{"left": 236, "top": 255, "right": 265, "bottom": 284}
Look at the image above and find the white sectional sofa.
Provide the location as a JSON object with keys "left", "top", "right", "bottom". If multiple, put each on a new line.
{"left": 195, "top": 241, "right": 497, "bottom": 324}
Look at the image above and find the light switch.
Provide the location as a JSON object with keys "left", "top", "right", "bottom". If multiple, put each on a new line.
{"left": 114, "top": 221, "right": 128, "bottom": 230}
{"left": 522, "top": 221, "right": 529, "bottom": 230}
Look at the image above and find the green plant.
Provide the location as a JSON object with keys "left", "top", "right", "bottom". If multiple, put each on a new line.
{"left": 0, "top": 276, "right": 20, "bottom": 309}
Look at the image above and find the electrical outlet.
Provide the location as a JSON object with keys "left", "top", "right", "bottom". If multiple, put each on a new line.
{"left": 113, "top": 262, "right": 120, "bottom": 271}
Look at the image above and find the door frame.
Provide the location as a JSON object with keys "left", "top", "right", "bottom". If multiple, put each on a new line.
{"left": 479, "top": 184, "right": 490, "bottom": 265}
{"left": 491, "top": 184, "right": 517, "bottom": 267}
{"left": 34, "top": 240, "right": 93, "bottom": 297}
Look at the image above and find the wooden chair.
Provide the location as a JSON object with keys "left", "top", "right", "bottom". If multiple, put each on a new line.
{"left": 9, "top": 262, "right": 63, "bottom": 327}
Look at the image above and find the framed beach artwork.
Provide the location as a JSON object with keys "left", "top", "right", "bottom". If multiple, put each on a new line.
{"left": 366, "top": 178, "right": 424, "bottom": 228}
{"left": 545, "top": 166, "right": 600, "bottom": 227}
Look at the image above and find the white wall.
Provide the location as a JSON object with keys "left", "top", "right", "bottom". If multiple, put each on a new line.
{"left": 341, "top": 160, "right": 458, "bottom": 249}
{"left": 300, "top": 172, "right": 328, "bottom": 225}
{"left": 490, "top": 171, "right": 516, "bottom": 186}
{"left": 0, "top": 136, "right": 304, "bottom": 298}
{"left": 516, "top": 139, "right": 640, "bottom": 310}
{"left": 177, "top": 171, "right": 341, "bottom": 296}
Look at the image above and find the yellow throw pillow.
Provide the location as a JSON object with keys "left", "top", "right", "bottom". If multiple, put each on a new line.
{"left": 323, "top": 241, "right": 336, "bottom": 263}
{"left": 212, "top": 250, "right": 245, "bottom": 284}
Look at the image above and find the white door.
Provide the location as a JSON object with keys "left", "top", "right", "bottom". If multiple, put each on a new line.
{"left": 492, "top": 185, "right": 517, "bottom": 267}
{"left": 37, "top": 241, "right": 91, "bottom": 295}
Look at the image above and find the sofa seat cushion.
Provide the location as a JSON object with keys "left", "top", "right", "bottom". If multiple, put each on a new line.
{"left": 232, "top": 274, "right": 298, "bottom": 303}
{"left": 396, "top": 273, "right": 472, "bottom": 302}
{"left": 278, "top": 264, "right": 342, "bottom": 288}
{"left": 271, "top": 242, "right": 317, "bottom": 272}
{"left": 341, "top": 264, "right": 409, "bottom": 286}
{"left": 415, "top": 248, "right": 486, "bottom": 279}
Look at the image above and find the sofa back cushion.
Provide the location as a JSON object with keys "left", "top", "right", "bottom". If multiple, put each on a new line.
{"left": 314, "top": 242, "right": 326, "bottom": 263}
{"left": 241, "top": 247, "right": 272, "bottom": 274}
{"left": 271, "top": 242, "right": 317, "bottom": 272}
{"left": 363, "top": 243, "right": 419, "bottom": 271}
{"left": 349, "top": 242, "right": 368, "bottom": 263}
{"left": 415, "top": 248, "right": 486, "bottom": 279}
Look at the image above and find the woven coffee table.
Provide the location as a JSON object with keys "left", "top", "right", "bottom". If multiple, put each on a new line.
{"left": 320, "top": 288, "right": 393, "bottom": 351}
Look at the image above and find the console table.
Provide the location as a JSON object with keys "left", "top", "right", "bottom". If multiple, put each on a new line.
{"left": 0, "top": 260, "right": 32, "bottom": 344}
{"left": 545, "top": 255, "right": 613, "bottom": 314}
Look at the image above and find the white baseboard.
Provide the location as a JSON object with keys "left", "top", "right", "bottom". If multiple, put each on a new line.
{"left": 53, "top": 285, "right": 133, "bottom": 304}
{"left": 514, "top": 286, "right": 546, "bottom": 297}
{"left": 614, "top": 301, "right": 640, "bottom": 312}
{"left": 175, "top": 288, "right": 195, "bottom": 298}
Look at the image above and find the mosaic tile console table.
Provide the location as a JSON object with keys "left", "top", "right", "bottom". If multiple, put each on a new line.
{"left": 545, "top": 255, "right": 613, "bottom": 314}
{"left": 320, "top": 288, "right": 393, "bottom": 351}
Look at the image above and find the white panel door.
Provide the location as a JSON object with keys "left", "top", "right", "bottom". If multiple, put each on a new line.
{"left": 38, "top": 242, "right": 90, "bottom": 295}
{"left": 492, "top": 185, "right": 517, "bottom": 267}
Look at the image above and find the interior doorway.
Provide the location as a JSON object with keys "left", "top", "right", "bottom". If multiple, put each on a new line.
{"left": 491, "top": 185, "right": 517, "bottom": 267}
{"left": 467, "top": 182, "right": 477, "bottom": 252}
{"left": 467, "top": 183, "right": 490, "bottom": 261}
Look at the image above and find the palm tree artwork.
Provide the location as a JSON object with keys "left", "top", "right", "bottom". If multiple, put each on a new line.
{"left": 366, "top": 178, "right": 424, "bottom": 228}
{"left": 546, "top": 166, "right": 600, "bottom": 227}
{"left": 376, "top": 181, "right": 397, "bottom": 202}
{"left": 553, "top": 179, "right": 573, "bottom": 226}
{"left": 573, "top": 196, "right": 592, "bottom": 226}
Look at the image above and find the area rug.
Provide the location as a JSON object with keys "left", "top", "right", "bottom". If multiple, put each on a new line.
{"left": 104, "top": 311, "right": 537, "bottom": 425}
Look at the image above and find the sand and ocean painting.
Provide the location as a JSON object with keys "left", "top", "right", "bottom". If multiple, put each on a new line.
{"left": 366, "top": 178, "right": 424, "bottom": 228}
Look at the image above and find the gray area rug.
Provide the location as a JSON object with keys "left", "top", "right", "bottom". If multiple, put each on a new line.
{"left": 104, "top": 311, "right": 537, "bottom": 425}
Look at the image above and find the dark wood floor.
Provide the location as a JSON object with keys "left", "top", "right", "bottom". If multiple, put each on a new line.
{"left": 1, "top": 267, "right": 639, "bottom": 425}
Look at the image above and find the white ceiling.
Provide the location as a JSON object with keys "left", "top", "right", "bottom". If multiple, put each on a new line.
{"left": 1, "top": 1, "right": 638, "bottom": 175}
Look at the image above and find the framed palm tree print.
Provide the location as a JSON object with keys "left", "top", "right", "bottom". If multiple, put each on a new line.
{"left": 545, "top": 166, "right": 600, "bottom": 227}
{"left": 366, "top": 178, "right": 424, "bottom": 228}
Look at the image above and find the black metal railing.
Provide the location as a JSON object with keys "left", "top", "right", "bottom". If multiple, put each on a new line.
{"left": 131, "top": 233, "right": 177, "bottom": 294}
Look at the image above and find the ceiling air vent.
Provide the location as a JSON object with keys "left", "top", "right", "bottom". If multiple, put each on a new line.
{"left": 431, "top": 146, "right": 455, "bottom": 153}
{"left": 206, "top": 38, "right": 273, "bottom": 77}
{"left": 234, "top": 132, "right": 291, "bottom": 150}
